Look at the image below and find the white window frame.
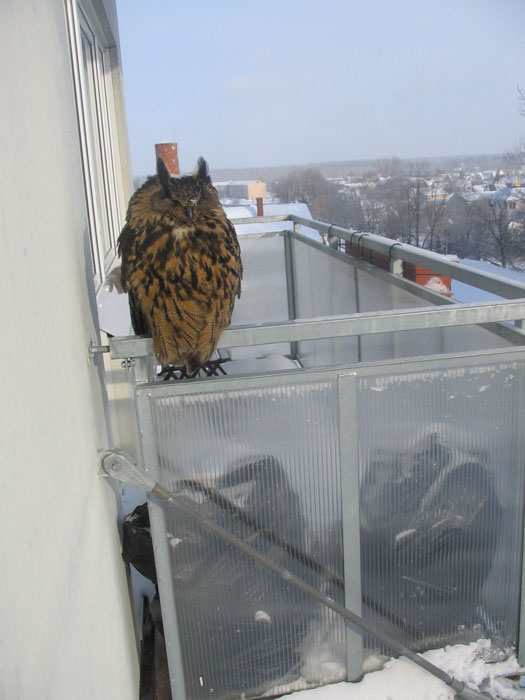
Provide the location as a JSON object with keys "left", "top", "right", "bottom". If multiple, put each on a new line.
{"left": 66, "top": 0, "right": 123, "bottom": 290}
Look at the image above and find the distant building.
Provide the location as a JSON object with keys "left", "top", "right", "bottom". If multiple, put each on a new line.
{"left": 224, "top": 201, "right": 320, "bottom": 240}
{"left": 214, "top": 179, "right": 267, "bottom": 201}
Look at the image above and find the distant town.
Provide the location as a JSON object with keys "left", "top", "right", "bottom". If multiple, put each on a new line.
{"left": 214, "top": 153, "right": 525, "bottom": 270}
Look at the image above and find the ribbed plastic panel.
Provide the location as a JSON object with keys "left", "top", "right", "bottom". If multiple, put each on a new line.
{"left": 292, "top": 237, "right": 359, "bottom": 366}
{"left": 150, "top": 379, "right": 347, "bottom": 699}
{"left": 147, "top": 357, "right": 525, "bottom": 699}
{"left": 229, "top": 235, "right": 290, "bottom": 359}
{"left": 357, "top": 359, "right": 525, "bottom": 652}
{"left": 292, "top": 238, "right": 512, "bottom": 366}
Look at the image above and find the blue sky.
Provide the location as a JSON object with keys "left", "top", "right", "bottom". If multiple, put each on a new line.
{"left": 116, "top": 0, "right": 525, "bottom": 176}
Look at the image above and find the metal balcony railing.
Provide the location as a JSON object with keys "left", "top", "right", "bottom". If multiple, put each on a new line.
{"left": 104, "top": 216, "right": 525, "bottom": 700}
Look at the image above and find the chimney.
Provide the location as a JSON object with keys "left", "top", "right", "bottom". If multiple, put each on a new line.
{"left": 155, "top": 142, "right": 180, "bottom": 176}
{"left": 256, "top": 197, "right": 264, "bottom": 217}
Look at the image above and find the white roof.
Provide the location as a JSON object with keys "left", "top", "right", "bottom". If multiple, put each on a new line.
{"left": 224, "top": 202, "right": 321, "bottom": 241}
{"left": 214, "top": 180, "right": 263, "bottom": 186}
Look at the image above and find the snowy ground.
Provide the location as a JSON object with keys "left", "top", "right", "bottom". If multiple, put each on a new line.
{"left": 451, "top": 259, "right": 525, "bottom": 303}
{"left": 273, "top": 640, "right": 524, "bottom": 700}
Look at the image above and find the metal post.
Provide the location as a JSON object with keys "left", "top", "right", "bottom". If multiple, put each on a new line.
{"left": 283, "top": 231, "right": 299, "bottom": 361}
{"left": 353, "top": 267, "right": 362, "bottom": 362}
{"left": 337, "top": 372, "right": 363, "bottom": 680}
{"left": 390, "top": 257, "right": 403, "bottom": 276}
{"left": 518, "top": 362, "right": 525, "bottom": 666}
{"left": 134, "top": 390, "right": 188, "bottom": 700}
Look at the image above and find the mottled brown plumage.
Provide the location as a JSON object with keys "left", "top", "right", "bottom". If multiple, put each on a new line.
{"left": 118, "top": 157, "right": 242, "bottom": 375}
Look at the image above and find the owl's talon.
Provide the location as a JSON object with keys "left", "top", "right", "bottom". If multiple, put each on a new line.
{"left": 157, "top": 357, "right": 230, "bottom": 381}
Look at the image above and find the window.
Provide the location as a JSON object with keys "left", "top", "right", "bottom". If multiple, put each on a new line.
{"left": 66, "top": 0, "right": 123, "bottom": 289}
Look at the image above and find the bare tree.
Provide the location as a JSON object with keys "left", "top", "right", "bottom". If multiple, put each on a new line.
{"left": 483, "top": 198, "right": 518, "bottom": 268}
{"left": 506, "top": 85, "right": 525, "bottom": 168}
{"left": 312, "top": 189, "right": 364, "bottom": 230}
{"left": 362, "top": 199, "right": 383, "bottom": 234}
{"left": 519, "top": 84, "right": 525, "bottom": 117}
{"left": 406, "top": 177, "right": 424, "bottom": 247}
{"left": 271, "top": 168, "right": 364, "bottom": 230}
{"left": 423, "top": 182, "right": 448, "bottom": 251}
{"left": 443, "top": 196, "right": 477, "bottom": 257}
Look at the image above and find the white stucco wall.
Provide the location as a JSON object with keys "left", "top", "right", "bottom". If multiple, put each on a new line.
{"left": 0, "top": 2, "right": 139, "bottom": 698}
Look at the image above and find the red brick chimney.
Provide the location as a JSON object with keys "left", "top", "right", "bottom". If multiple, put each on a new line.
{"left": 155, "top": 142, "right": 180, "bottom": 175}
{"left": 256, "top": 197, "right": 264, "bottom": 216}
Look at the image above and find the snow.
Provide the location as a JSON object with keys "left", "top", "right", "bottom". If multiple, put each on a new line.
{"left": 255, "top": 610, "right": 272, "bottom": 624}
{"left": 424, "top": 276, "right": 453, "bottom": 295}
{"left": 451, "top": 259, "right": 525, "bottom": 303}
{"left": 273, "top": 640, "right": 524, "bottom": 700}
{"left": 223, "top": 202, "right": 321, "bottom": 241}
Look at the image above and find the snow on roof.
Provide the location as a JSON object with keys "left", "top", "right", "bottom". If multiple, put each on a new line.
{"left": 452, "top": 258, "right": 525, "bottom": 303}
{"left": 224, "top": 202, "right": 322, "bottom": 241}
{"left": 214, "top": 180, "right": 263, "bottom": 186}
{"left": 454, "top": 188, "right": 520, "bottom": 203}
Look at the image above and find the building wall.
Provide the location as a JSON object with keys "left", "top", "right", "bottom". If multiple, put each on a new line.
{"left": 247, "top": 181, "right": 267, "bottom": 200}
{"left": 215, "top": 180, "right": 267, "bottom": 201}
{"left": 0, "top": 2, "right": 138, "bottom": 698}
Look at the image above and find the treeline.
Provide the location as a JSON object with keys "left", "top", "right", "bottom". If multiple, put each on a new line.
{"left": 271, "top": 168, "right": 365, "bottom": 230}
{"left": 271, "top": 165, "right": 525, "bottom": 268}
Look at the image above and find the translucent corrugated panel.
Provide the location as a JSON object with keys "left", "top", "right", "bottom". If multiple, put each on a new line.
{"left": 292, "top": 238, "right": 513, "bottom": 367}
{"left": 292, "top": 238, "right": 359, "bottom": 367}
{"left": 229, "top": 235, "right": 290, "bottom": 359}
{"left": 146, "top": 355, "right": 525, "bottom": 699}
{"left": 357, "top": 359, "right": 525, "bottom": 652}
{"left": 150, "top": 379, "right": 348, "bottom": 700}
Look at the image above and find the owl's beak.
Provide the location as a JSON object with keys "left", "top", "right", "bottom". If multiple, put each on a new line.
{"left": 186, "top": 206, "right": 194, "bottom": 221}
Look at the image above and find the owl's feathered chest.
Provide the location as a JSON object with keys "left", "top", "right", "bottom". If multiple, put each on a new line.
{"left": 120, "top": 216, "right": 239, "bottom": 295}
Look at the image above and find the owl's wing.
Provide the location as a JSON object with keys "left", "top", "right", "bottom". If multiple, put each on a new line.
{"left": 118, "top": 223, "right": 150, "bottom": 336}
{"left": 117, "top": 222, "right": 135, "bottom": 292}
{"left": 226, "top": 219, "right": 242, "bottom": 299}
{"left": 128, "top": 288, "right": 150, "bottom": 336}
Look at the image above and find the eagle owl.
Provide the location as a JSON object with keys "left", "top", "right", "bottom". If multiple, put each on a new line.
{"left": 118, "top": 157, "right": 242, "bottom": 375}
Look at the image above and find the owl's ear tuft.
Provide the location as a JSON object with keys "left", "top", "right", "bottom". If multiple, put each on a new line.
{"left": 195, "top": 157, "right": 210, "bottom": 186}
{"left": 157, "top": 157, "right": 172, "bottom": 196}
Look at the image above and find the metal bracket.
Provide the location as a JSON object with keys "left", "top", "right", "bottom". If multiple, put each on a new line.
{"left": 100, "top": 449, "right": 156, "bottom": 493}
{"left": 454, "top": 685, "right": 493, "bottom": 700}
{"left": 88, "top": 341, "right": 110, "bottom": 359}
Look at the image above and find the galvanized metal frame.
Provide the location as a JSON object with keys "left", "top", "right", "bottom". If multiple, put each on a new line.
{"left": 109, "top": 296, "right": 525, "bottom": 366}
{"left": 283, "top": 231, "right": 299, "bottom": 361}
{"left": 130, "top": 364, "right": 366, "bottom": 696}
{"left": 110, "top": 225, "right": 525, "bottom": 368}
{"left": 281, "top": 214, "right": 525, "bottom": 301}
{"left": 120, "top": 343, "right": 525, "bottom": 699}
{"left": 234, "top": 225, "right": 525, "bottom": 349}
{"left": 337, "top": 372, "right": 363, "bottom": 679}
{"left": 113, "top": 223, "right": 525, "bottom": 697}
{"left": 133, "top": 385, "right": 187, "bottom": 700}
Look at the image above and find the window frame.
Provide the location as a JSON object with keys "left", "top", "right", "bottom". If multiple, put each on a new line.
{"left": 66, "top": 0, "right": 123, "bottom": 289}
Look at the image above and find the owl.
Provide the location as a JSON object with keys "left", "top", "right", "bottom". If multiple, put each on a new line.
{"left": 118, "top": 157, "right": 242, "bottom": 376}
